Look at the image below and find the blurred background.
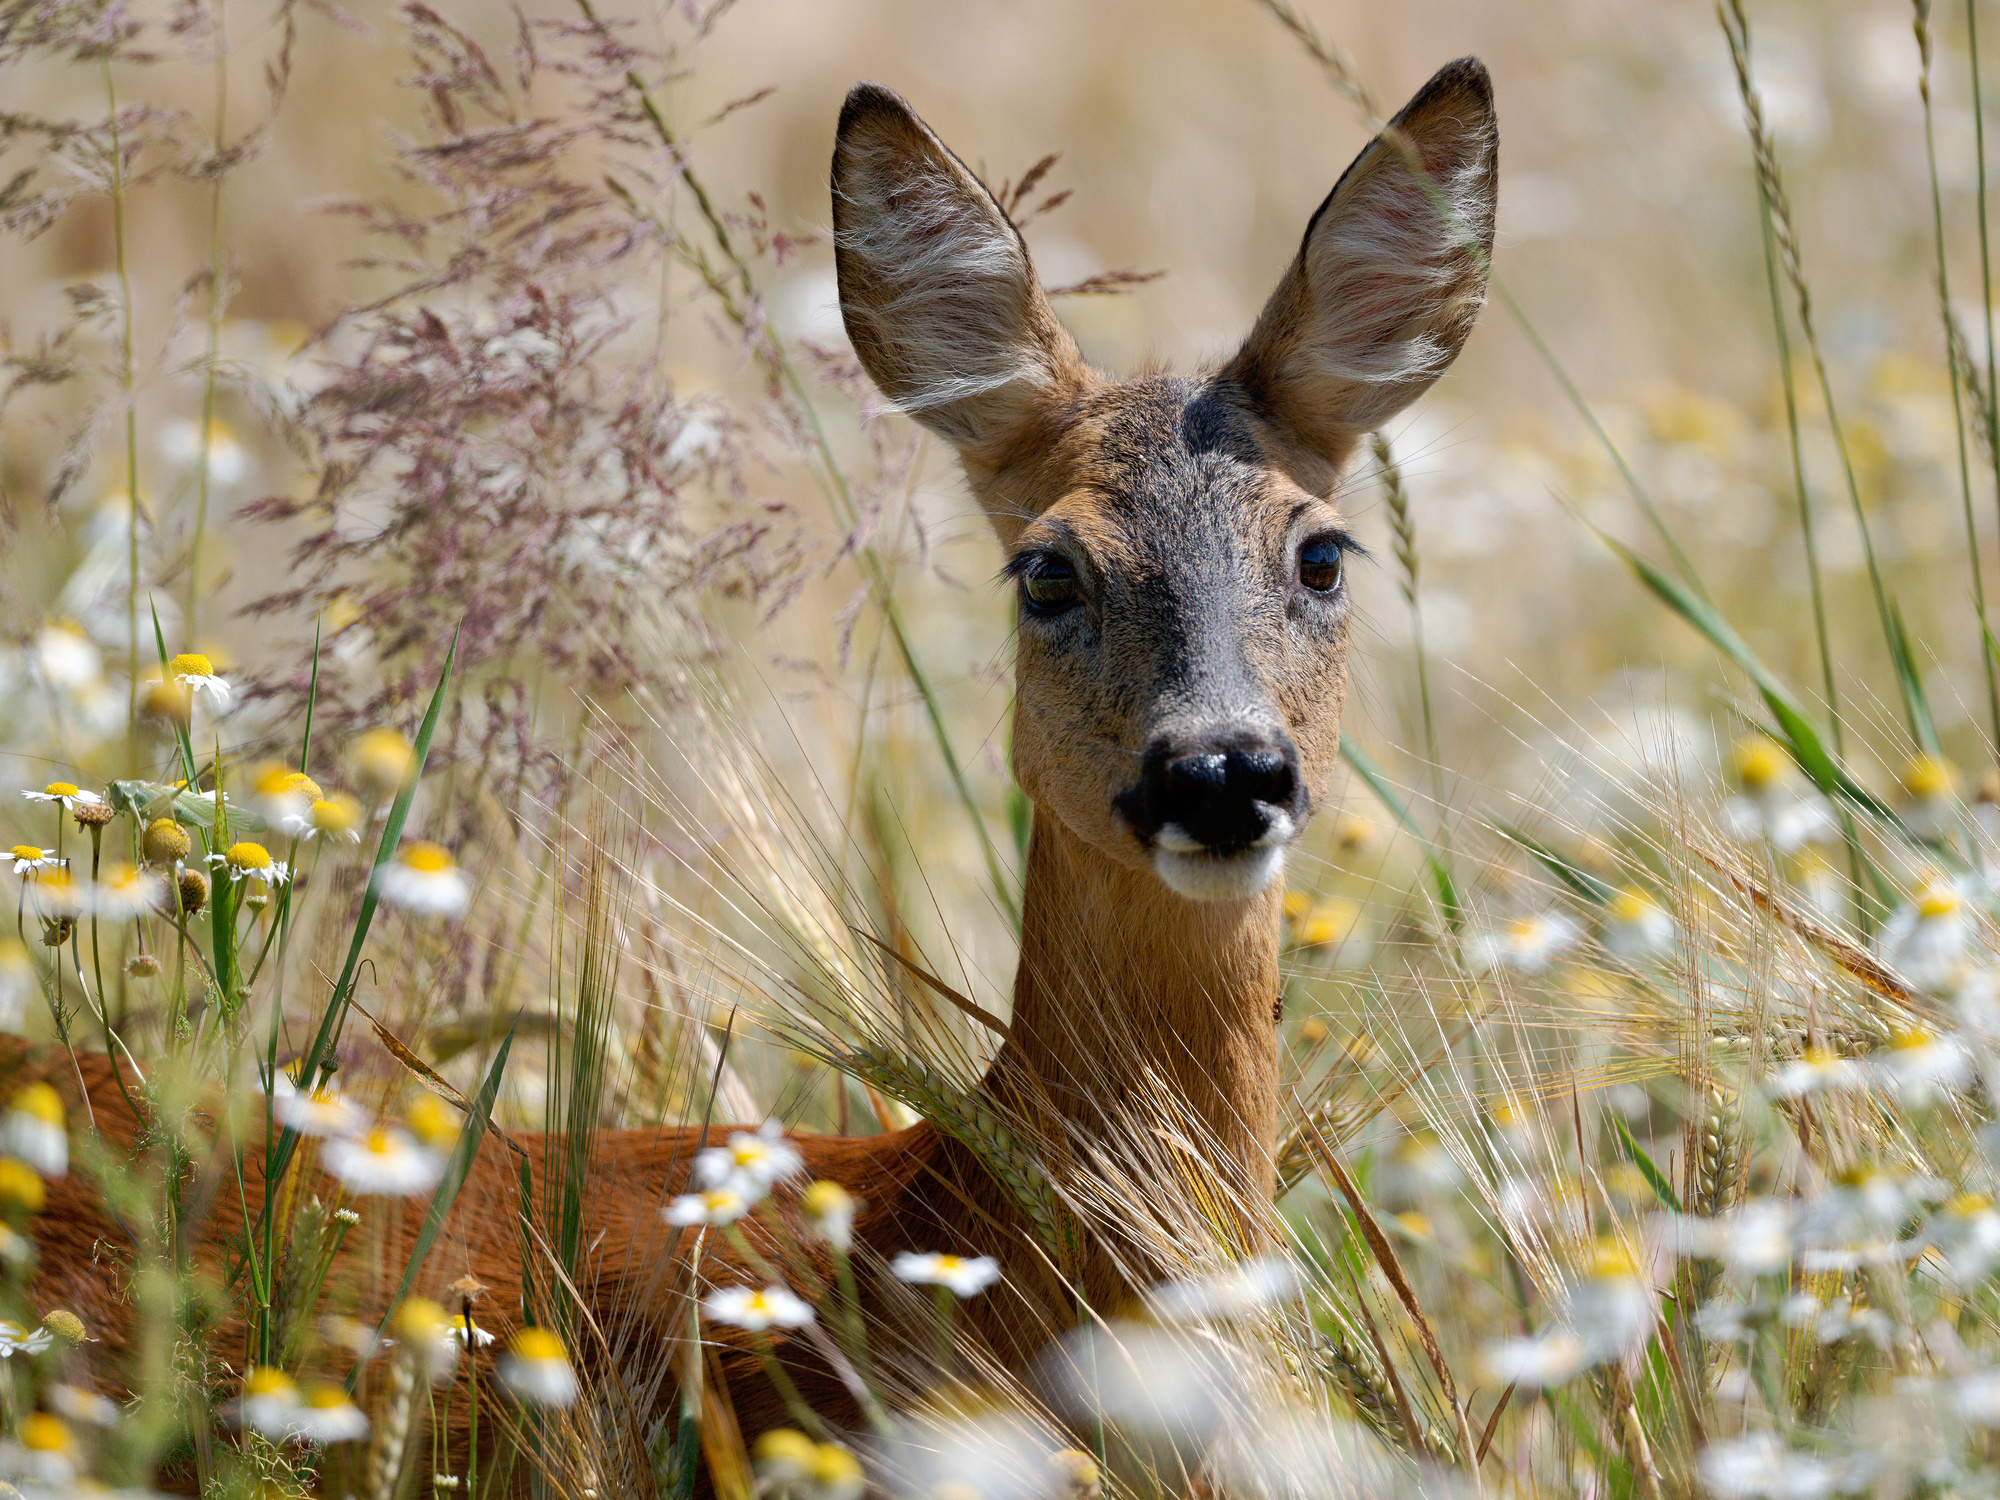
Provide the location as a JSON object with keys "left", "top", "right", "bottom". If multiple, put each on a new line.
{"left": 0, "top": 0, "right": 1988, "bottom": 1097}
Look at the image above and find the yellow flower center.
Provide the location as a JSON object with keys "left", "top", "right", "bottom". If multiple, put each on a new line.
{"left": 1889, "top": 1028, "right": 1935, "bottom": 1052}
{"left": 699, "top": 1189, "right": 739, "bottom": 1213}
{"left": 243, "top": 1367, "right": 295, "bottom": 1398}
{"left": 256, "top": 767, "right": 324, "bottom": 802}
{"left": 1732, "top": 735, "right": 1787, "bottom": 790}
{"left": 12, "top": 1083, "right": 64, "bottom": 1128}
{"left": 42, "top": 783, "right": 78, "bottom": 798}
{"left": 20, "top": 1414, "right": 69, "bottom": 1454}
{"left": 0, "top": 1160, "right": 45, "bottom": 1213}
{"left": 397, "top": 1296, "right": 449, "bottom": 1342}
{"left": 402, "top": 842, "right": 453, "bottom": 873}
{"left": 511, "top": 1327, "right": 566, "bottom": 1362}
{"left": 310, "top": 797, "right": 361, "bottom": 835}
{"left": 363, "top": 1128, "right": 397, "bottom": 1157}
{"left": 1903, "top": 753, "right": 1957, "bottom": 800}
{"left": 9, "top": 847, "right": 42, "bottom": 863}
{"left": 226, "top": 842, "right": 273, "bottom": 872}
{"left": 803, "top": 1180, "right": 852, "bottom": 1219}
{"left": 170, "top": 653, "right": 214, "bottom": 678}
{"left": 934, "top": 1254, "right": 963, "bottom": 1273}
{"left": 1918, "top": 884, "right": 1962, "bottom": 919}
{"left": 1610, "top": 886, "right": 1655, "bottom": 921}
{"left": 1588, "top": 1237, "right": 1638, "bottom": 1280}
{"left": 301, "top": 1383, "right": 352, "bottom": 1411}
{"left": 1281, "top": 890, "right": 1311, "bottom": 920}
{"left": 1952, "top": 1192, "right": 1994, "bottom": 1217}
{"left": 811, "top": 1445, "right": 863, "bottom": 1483}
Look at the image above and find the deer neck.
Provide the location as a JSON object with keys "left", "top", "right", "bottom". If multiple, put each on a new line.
{"left": 993, "top": 813, "right": 1284, "bottom": 1203}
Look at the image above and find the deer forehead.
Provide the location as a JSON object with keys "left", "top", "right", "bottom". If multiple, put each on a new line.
{"left": 1004, "top": 375, "right": 1336, "bottom": 575}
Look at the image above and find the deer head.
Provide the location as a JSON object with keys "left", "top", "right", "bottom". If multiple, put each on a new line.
{"left": 833, "top": 62, "right": 1497, "bottom": 904}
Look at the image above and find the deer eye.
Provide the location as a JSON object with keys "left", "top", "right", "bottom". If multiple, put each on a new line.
{"left": 1020, "top": 555, "right": 1080, "bottom": 616}
{"left": 1298, "top": 536, "right": 1345, "bottom": 593}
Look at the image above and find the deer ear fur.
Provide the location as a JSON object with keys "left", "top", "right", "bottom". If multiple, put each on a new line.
{"left": 832, "top": 83, "right": 1087, "bottom": 457}
{"left": 1226, "top": 58, "right": 1498, "bottom": 482}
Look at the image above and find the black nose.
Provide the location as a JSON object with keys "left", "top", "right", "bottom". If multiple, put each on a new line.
{"left": 1116, "top": 730, "right": 1302, "bottom": 853}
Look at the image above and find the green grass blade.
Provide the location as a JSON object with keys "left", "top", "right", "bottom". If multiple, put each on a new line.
{"left": 1609, "top": 1113, "right": 1682, "bottom": 1214}
{"left": 1497, "top": 823, "right": 1617, "bottom": 906}
{"left": 1886, "top": 598, "right": 1942, "bottom": 755}
{"left": 346, "top": 1015, "right": 518, "bottom": 1394}
{"left": 1339, "top": 731, "right": 1462, "bottom": 931}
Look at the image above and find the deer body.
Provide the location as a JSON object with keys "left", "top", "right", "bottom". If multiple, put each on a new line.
{"left": 23, "top": 57, "right": 1496, "bottom": 1472}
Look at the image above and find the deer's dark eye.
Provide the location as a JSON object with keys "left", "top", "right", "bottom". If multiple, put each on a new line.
{"left": 1020, "top": 555, "right": 1080, "bottom": 616}
{"left": 1298, "top": 536, "right": 1345, "bottom": 593}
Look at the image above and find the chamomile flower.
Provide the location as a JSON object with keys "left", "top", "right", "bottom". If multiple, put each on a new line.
{"left": 267, "top": 1074, "right": 365, "bottom": 1137}
{"left": 0, "top": 942, "right": 30, "bottom": 1033}
{"left": 1769, "top": 1047, "right": 1869, "bottom": 1099}
{"left": 395, "top": 1298, "right": 459, "bottom": 1381}
{"left": 84, "top": 862, "right": 162, "bottom": 920}
{"left": 352, "top": 728, "right": 414, "bottom": 802}
{"left": 1480, "top": 1329, "right": 1589, "bottom": 1388}
{"left": 50, "top": 1384, "right": 120, "bottom": 1427}
{"left": 0, "top": 1159, "right": 46, "bottom": 1215}
{"left": 169, "top": 652, "right": 231, "bottom": 704}
{"left": 1931, "top": 1193, "right": 2000, "bottom": 1287}
{"left": 301, "top": 794, "right": 363, "bottom": 843}
{"left": 1466, "top": 910, "right": 1580, "bottom": 976}
{"left": 497, "top": 1328, "right": 578, "bottom": 1407}
{"left": 210, "top": 842, "right": 290, "bottom": 887}
{"left": 1148, "top": 1254, "right": 1299, "bottom": 1323}
{"left": 7, "top": 849, "right": 58, "bottom": 876}
{"left": 161, "top": 416, "right": 249, "bottom": 484}
{"left": 703, "top": 1283, "right": 816, "bottom": 1331}
{"left": 891, "top": 1251, "right": 1003, "bottom": 1298}
{"left": 234, "top": 1367, "right": 300, "bottom": 1435}
{"left": 321, "top": 1127, "right": 446, "bottom": 1197}
{"left": 290, "top": 1383, "right": 369, "bottom": 1443}
{"left": 375, "top": 843, "right": 471, "bottom": 918}
{"left": 693, "top": 1119, "right": 804, "bottom": 1197}
{"left": 253, "top": 766, "right": 323, "bottom": 828}
{"left": 448, "top": 1317, "right": 496, "bottom": 1349}
{"left": 0, "top": 1321, "right": 52, "bottom": 1358}
{"left": 663, "top": 1186, "right": 752, "bottom": 1228}
{"left": 1601, "top": 885, "right": 1675, "bottom": 962}
{"left": 1721, "top": 734, "right": 1835, "bottom": 852}
{"left": 21, "top": 782, "right": 102, "bottom": 814}
{"left": 1698, "top": 1434, "right": 1841, "bottom": 1500}
{"left": 1657, "top": 1200, "right": 1792, "bottom": 1275}
{"left": 1870, "top": 1028, "right": 1973, "bottom": 1103}
{"left": 0, "top": 1084, "right": 67, "bottom": 1177}
{"left": 1900, "top": 752, "right": 1962, "bottom": 841}
{"left": 1875, "top": 877, "right": 1974, "bottom": 993}
{"left": 752, "top": 1430, "right": 865, "bottom": 1500}
{"left": 0, "top": 1413, "right": 76, "bottom": 1486}
{"left": 1566, "top": 1237, "right": 1655, "bottom": 1363}
{"left": 802, "top": 1180, "right": 856, "bottom": 1253}
{"left": 139, "top": 819, "right": 190, "bottom": 866}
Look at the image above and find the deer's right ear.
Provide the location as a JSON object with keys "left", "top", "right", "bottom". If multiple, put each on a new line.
{"left": 833, "top": 83, "right": 1086, "bottom": 459}
{"left": 1226, "top": 58, "right": 1498, "bottom": 486}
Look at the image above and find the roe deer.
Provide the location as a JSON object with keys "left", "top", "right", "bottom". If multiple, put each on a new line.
{"left": 21, "top": 57, "right": 1496, "bottom": 1476}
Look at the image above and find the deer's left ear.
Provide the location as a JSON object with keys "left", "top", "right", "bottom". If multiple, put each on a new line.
{"left": 1226, "top": 58, "right": 1497, "bottom": 481}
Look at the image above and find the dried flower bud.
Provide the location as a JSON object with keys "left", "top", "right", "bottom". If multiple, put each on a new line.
{"left": 243, "top": 884, "right": 271, "bottom": 911}
{"left": 141, "top": 819, "right": 191, "bottom": 866}
{"left": 124, "top": 954, "right": 160, "bottom": 980}
{"left": 40, "top": 1310, "right": 85, "bottom": 1344}
{"left": 176, "top": 869, "right": 210, "bottom": 917}
{"left": 37, "top": 918, "right": 71, "bottom": 950}
{"left": 70, "top": 802, "right": 114, "bottom": 830}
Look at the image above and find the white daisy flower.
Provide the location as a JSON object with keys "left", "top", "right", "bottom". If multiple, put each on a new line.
{"left": 0, "top": 1084, "right": 67, "bottom": 1177}
{"left": 375, "top": 843, "right": 471, "bottom": 918}
{"left": 1869, "top": 1028, "right": 1973, "bottom": 1104}
{"left": 209, "top": 842, "right": 290, "bottom": 887}
{"left": 50, "top": 1384, "right": 120, "bottom": 1427}
{"left": 321, "top": 1127, "right": 446, "bottom": 1197}
{"left": 1899, "top": 753, "right": 1961, "bottom": 842}
{"left": 693, "top": 1119, "right": 805, "bottom": 1197}
{"left": 1656, "top": 1200, "right": 1792, "bottom": 1275}
{"left": 169, "top": 651, "right": 232, "bottom": 704}
{"left": 0, "top": 942, "right": 28, "bottom": 1035}
{"left": 7, "top": 848, "right": 59, "bottom": 876}
{"left": 1721, "top": 735, "right": 1836, "bottom": 853}
{"left": 252, "top": 766, "right": 323, "bottom": 830}
{"left": 1601, "top": 885, "right": 1675, "bottom": 962}
{"left": 703, "top": 1283, "right": 816, "bottom": 1332}
{"left": 801, "top": 1179, "right": 856, "bottom": 1253}
{"left": 497, "top": 1328, "right": 578, "bottom": 1407}
{"left": 32, "top": 621, "right": 99, "bottom": 691}
{"left": 663, "top": 1186, "right": 752, "bottom": 1228}
{"left": 84, "top": 862, "right": 164, "bottom": 920}
{"left": 1479, "top": 1329, "right": 1589, "bottom": 1389}
{"left": 1768, "top": 1048, "right": 1868, "bottom": 1099}
{"left": 1931, "top": 1194, "right": 2000, "bottom": 1288}
{"left": 288, "top": 1383, "right": 370, "bottom": 1443}
{"left": 891, "top": 1251, "right": 1003, "bottom": 1298}
{"left": 1148, "top": 1254, "right": 1300, "bottom": 1323}
{"left": 20, "top": 781, "right": 103, "bottom": 814}
{"left": 268, "top": 1075, "right": 366, "bottom": 1138}
{"left": 1809, "top": 1296, "right": 1893, "bottom": 1348}
{"left": 1566, "top": 1239, "right": 1655, "bottom": 1363}
{"left": 1698, "top": 1434, "right": 1840, "bottom": 1500}
{"left": 448, "top": 1317, "right": 497, "bottom": 1349}
{"left": 394, "top": 1298, "right": 460, "bottom": 1382}
{"left": 0, "top": 1321, "right": 52, "bottom": 1358}
{"left": 234, "top": 1368, "right": 301, "bottom": 1435}
{"left": 1955, "top": 1368, "right": 2000, "bottom": 1427}
{"left": 297, "top": 794, "right": 363, "bottom": 843}
{"left": 1694, "top": 1297, "right": 1772, "bottom": 1343}
{"left": 1466, "top": 910, "right": 1580, "bottom": 976}
{"left": 1875, "top": 875, "right": 1974, "bottom": 994}
{"left": 161, "top": 417, "right": 249, "bottom": 485}
{"left": 0, "top": 1413, "right": 77, "bottom": 1487}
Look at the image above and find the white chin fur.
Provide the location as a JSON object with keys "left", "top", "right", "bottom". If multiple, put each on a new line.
{"left": 1152, "top": 842, "right": 1288, "bottom": 903}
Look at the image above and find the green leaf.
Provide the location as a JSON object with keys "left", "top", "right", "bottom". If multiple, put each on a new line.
{"left": 1497, "top": 823, "right": 1617, "bottom": 906}
{"left": 347, "top": 1016, "right": 517, "bottom": 1395}
{"left": 1609, "top": 1113, "right": 1682, "bottom": 1214}
{"left": 1339, "top": 732, "right": 1462, "bottom": 930}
